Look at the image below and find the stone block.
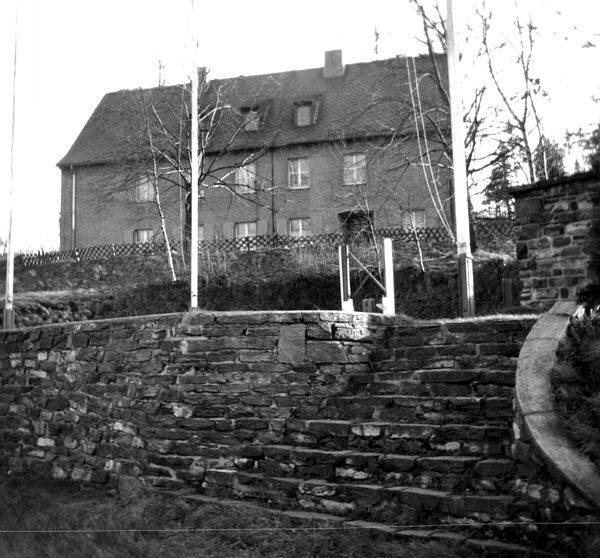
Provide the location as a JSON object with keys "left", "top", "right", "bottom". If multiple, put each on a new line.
{"left": 277, "top": 324, "right": 307, "bottom": 365}
{"left": 474, "top": 458, "right": 515, "bottom": 477}
{"left": 306, "top": 341, "right": 348, "bottom": 364}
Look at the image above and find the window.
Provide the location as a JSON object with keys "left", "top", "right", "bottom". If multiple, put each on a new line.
{"left": 235, "top": 162, "right": 256, "bottom": 194}
{"left": 288, "top": 158, "right": 310, "bottom": 189}
{"left": 288, "top": 218, "right": 311, "bottom": 238}
{"left": 234, "top": 221, "right": 257, "bottom": 238}
{"left": 343, "top": 153, "right": 367, "bottom": 185}
{"left": 133, "top": 229, "right": 154, "bottom": 244}
{"left": 198, "top": 224, "right": 205, "bottom": 242}
{"left": 295, "top": 103, "right": 312, "bottom": 127}
{"left": 135, "top": 175, "right": 156, "bottom": 202}
{"left": 401, "top": 209, "right": 426, "bottom": 230}
{"left": 242, "top": 107, "right": 261, "bottom": 131}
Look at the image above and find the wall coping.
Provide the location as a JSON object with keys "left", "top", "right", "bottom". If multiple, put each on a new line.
{"left": 512, "top": 170, "right": 599, "bottom": 197}
{"left": 0, "top": 310, "right": 415, "bottom": 335}
{"left": 516, "top": 300, "right": 600, "bottom": 509}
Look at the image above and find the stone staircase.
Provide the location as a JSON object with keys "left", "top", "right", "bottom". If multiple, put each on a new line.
{"left": 140, "top": 314, "right": 568, "bottom": 554}
{"left": 197, "top": 365, "right": 520, "bottom": 527}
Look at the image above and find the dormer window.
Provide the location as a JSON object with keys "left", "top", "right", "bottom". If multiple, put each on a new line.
{"left": 295, "top": 103, "right": 313, "bottom": 127}
{"left": 242, "top": 107, "right": 261, "bottom": 131}
{"left": 294, "top": 97, "right": 321, "bottom": 127}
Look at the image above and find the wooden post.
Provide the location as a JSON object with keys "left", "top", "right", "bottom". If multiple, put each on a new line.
{"left": 502, "top": 278, "right": 513, "bottom": 308}
{"left": 338, "top": 245, "right": 354, "bottom": 312}
{"left": 381, "top": 238, "right": 395, "bottom": 316}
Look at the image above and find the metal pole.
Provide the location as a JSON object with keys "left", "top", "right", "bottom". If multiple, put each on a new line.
{"left": 3, "top": 7, "right": 18, "bottom": 330}
{"left": 189, "top": 0, "right": 199, "bottom": 310}
{"left": 446, "top": 0, "right": 474, "bottom": 317}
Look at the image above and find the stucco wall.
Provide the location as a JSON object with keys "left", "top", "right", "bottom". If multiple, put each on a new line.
{"left": 61, "top": 138, "right": 451, "bottom": 250}
{"left": 61, "top": 165, "right": 184, "bottom": 249}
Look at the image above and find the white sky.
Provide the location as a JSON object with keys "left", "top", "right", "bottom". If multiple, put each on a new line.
{"left": 1, "top": 0, "right": 599, "bottom": 251}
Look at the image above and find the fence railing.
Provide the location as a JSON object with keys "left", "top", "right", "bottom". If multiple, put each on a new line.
{"left": 6, "top": 220, "right": 514, "bottom": 268}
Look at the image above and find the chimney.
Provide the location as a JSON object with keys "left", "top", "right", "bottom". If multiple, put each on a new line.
{"left": 323, "top": 50, "right": 345, "bottom": 79}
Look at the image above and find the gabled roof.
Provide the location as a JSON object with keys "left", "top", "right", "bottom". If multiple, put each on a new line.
{"left": 58, "top": 54, "right": 448, "bottom": 169}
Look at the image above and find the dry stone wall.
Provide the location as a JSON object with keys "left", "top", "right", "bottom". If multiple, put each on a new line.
{"left": 0, "top": 311, "right": 397, "bottom": 487}
{"left": 514, "top": 171, "right": 600, "bottom": 309}
{"left": 3, "top": 309, "right": 592, "bottom": 552}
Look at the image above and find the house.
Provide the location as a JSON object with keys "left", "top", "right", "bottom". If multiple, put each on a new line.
{"left": 57, "top": 50, "right": 452, "bottom": 250}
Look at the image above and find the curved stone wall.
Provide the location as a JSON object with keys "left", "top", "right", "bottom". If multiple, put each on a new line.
{"left": 515, "top": 300, "right": 600, "bottom": 509}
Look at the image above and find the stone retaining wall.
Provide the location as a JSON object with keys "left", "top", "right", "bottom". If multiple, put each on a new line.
{"left": 0, "top": 311, "right": 399, "bottom": 487}
{"left": 0, "top": 311, "right": 529, "bottom": 489}
{"left": 6, "top": 310, "right": 600, "bottom": 552}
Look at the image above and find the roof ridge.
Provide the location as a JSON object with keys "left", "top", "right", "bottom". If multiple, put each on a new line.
{"left": 100, "top": 53, "right": 439, "bottom": 97}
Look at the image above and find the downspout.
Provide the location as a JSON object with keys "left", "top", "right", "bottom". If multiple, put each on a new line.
{"left": 70, "top": 165, "right": 76, "bottom": 248}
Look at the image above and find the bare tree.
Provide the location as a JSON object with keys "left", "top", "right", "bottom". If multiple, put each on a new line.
{"left": 88, "top": 71, "right": 280, "bottom": 273}
{"left": 478, "top": 2, "right": 549, "bottom": 183}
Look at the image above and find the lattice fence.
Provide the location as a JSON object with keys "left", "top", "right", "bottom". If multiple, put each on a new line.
{"left": 11, "top": 220, "right": 514, "bottom": 268}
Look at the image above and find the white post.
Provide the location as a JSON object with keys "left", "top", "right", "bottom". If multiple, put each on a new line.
{"left": 447, "top": 0, "right": 474, "bottom": 316}
{"left": 189, "top": 0, "right": 199, "bottom": 311}
{"left": 338, "top": 245, "right": 354, "bottom": 312}
{"left": 381, "top": 238, "right": 395, "bottom": 316}
{"left": 3, "top": 7, "right": 18, "bottom": 330}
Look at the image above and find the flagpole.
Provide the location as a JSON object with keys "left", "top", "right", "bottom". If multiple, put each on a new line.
{"left": 446, "top": 0, "right": 475, "bottom": 317}
{"left": 4, "top": 6, "right": 18, "bottom": 330}
{"left": 189, "top": 0, "right": 199, "bottom": 310}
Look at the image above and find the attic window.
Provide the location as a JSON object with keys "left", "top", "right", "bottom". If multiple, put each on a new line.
{"left": 242, "top": 107, "right": 261, "bottom": 131}
{"left": 295, "top": 103, "right": 312, "bottom": 127}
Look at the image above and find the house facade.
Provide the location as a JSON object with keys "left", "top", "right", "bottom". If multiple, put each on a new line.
{"left": 58, "top": 51, "right": 452, "bottom": 250}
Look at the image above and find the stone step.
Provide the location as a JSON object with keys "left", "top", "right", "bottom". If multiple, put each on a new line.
{"left": 255, "top": 445, "right": 515, "bottom": 493}
{"left": 349, "top": 369, "right": 515, "bottom": 397}
{"left": 201, "top": 469, "right": 514, "bottom": 524}
{"left": 315, "top": 394, "right": 513, "bottom": 424}
{"left": 167, "top": 491, "right": 562, "bottom": 557}
{"left": 283, "top": 419, "right": 512, "bottom": 456}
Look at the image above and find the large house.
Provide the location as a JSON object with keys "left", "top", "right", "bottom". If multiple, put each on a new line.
{"left": 57, "top": 50, "right": 452, "bottom": 250}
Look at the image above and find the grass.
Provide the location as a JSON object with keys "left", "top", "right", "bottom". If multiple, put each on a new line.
{"left": 552, "top": 313, "right": 600, "bottom": 468}
{"left": 0, "top": 477, "right": 475, "bottom": 558}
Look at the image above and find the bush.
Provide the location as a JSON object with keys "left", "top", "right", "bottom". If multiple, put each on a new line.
{"left": 553, "top": 314, "right": 600, "bottom": 468}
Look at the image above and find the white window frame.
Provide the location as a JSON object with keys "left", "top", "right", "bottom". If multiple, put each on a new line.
{"left": 402, "top": 209, "right": 427, "bottom": 230}
{"left": 133, "top": 229, "right": 154, "bottom": 244}
{"left": 235, "top": 162, "right": 256, "bottom": 194}
{"left": 135, "top": 175, "right": 156, "bottom": 202}
{"left": 234, "top": 221, "right": 257, "bottom": 238}
{"left": 295, "top": 103, "right": 312, "bottom": 127}
{"left": 288, "top": 217, "right": 311, "bottom": 238}
{"left": 343, "top": 153, "right": 367, "bottom": 185}
{"left": 288, "top": 157, "right": 310, "bottom": 189}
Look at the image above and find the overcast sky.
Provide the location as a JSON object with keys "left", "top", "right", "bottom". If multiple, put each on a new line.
{"left": 1, "top": 0, "right": 599, "bottom": 251}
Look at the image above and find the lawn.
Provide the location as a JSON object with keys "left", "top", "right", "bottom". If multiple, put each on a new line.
{"left": 0, "top": 477, "right": 473, "bottom": 558}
